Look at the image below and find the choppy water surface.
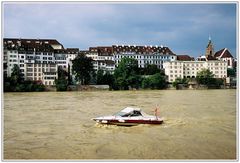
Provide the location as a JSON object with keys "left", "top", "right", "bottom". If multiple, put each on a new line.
{"left": 4, "top": 90, "right": 236, "bottom": 160}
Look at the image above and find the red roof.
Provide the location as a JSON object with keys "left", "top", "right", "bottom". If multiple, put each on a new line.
{"left": 177, "top": 55, "right": 194, "bottom": 61}
{"left": 3, "top": 38, "right": 64, "bottom": 52}
{"left": 214, "top": 48, "right": 233, "bottom": 58}
{"left": 112, "top": 45, "right": 175, "bottom": 55}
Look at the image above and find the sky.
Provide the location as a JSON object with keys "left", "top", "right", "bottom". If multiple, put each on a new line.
{"left": 3, "top": 2, "right": 237, "bottom": 58}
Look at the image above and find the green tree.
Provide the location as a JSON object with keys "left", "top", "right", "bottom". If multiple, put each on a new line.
{"left": 67, "top": 64, "right": 73, "bottom": 85}
{"left": 96, "top": 69, "right": 105, "bottom": 84}
{"left": 114, "top": 57, "right": 141, "bottom": 90}
{"left": 227, "top": 68, "right": 236, "bottom": 77}
{"left": 55, "top": 67, "right": 68, "bottom": 91}
{"left": 11, "top": 64, "right": 23, "bottom": 85}
{"left": 72, "top": 54, "right": 94, "bottom": 85}
{"left": 104, "top": 72, "right": 114, "bottom": 89}
{"left": 172, "top": 77, "right": 189, "bottom": 87}
{"left": 142, "top": 77, "right": 151, "bottom": 89}
{"left": 143, "top": 64, "right": 160, "bottom": 75}
{"left": 149, "top": 73, "right": 167, "bottom": 89}
{"left": 196, "top": 68, "right": 215, "bottom": 86}
{"left": 141, "top": 73, "right": 167, "bottom": 89}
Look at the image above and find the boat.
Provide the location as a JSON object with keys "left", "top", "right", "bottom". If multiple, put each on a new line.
{"left": 92, "top": 107, "right": 163, "bottom": 126}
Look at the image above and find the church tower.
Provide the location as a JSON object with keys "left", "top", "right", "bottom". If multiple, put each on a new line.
{"left": 206, "top": 35, "right": 214, "bottom": 57}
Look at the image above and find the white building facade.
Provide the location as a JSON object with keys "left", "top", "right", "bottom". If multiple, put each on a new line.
{"left": 113, "top": 45, "right": 176, "bottom": 69}
{"left": 163, "top": 60, "right": 228, "bottom": 82}
{"left": 3, "top": 38, "right": 73, "bottom": 86}
{"left": 86, "top": 45, "right": 177, "bottom": 73}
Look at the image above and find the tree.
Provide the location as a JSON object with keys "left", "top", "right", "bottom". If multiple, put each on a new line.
{"left": 172, "top": 77, "right": 189, "bottom": 88}
{"left": 103, "top": 72, "right": 114, "bottom": 89}
{"left": 67, "top": 64, "right": 73, "bottom": 85}
{"left": 11, "top": 64, "right": 23, "bottom": 85}
{"left": 149, "top": 73, "right": 167, "bottom": 89}
{"left": 96, "top": 69, "right": 105, "bottom": 85}
{"left": 55, "top": 67, "right": 68, "bottom": 91}
{"left": 227, "top": 68, "right": 236, "bottom": 77}
{"left": 143, "top": 64, "right": 160, "bottom": 75}
{"left": 141, "top": 73, "right": 167, "bottom": 89}
{"left": 196, "top": 68, "right": 215, "bottom": 86}
{"left": 114, "top": 57, "right": 141, "bottom": 90}
{"left": 72, "top": 54, "right": 94, "bottom": 85}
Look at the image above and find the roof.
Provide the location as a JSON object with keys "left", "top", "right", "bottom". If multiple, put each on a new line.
{"left": 177, "top": 55, "right": 194, "bottom": 61}
{"left": 3, "top": 38, "right": 64, "bottom": 52}
{"left": 66, "top": 48, "right": 79, "bottom": 54}
{"left": 112, "top": 45, "right": 175, "bottom": 55}
{"left": 214, "top": 48, "right": 233, "bottom": 58}
{"left": 206, "top": 55, "right": 217, "bottom": 60}
{"left": 97, "top": 47, "right": 113, "bottom": 56}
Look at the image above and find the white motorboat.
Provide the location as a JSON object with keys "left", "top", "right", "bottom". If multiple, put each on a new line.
{"left": 92, "top": 107, "right": 163, "bottom": 126}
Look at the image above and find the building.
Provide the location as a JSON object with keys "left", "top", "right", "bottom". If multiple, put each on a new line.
{"left": 163, "top": 60, "right": 228, "bottom": 82}
{"left": 197, "top": 37, "right": 236, "bottom": 69}
{"left": 3, "top": 38, "right": 78, "bottom": 85}
{"left": 85, "top": 44, "right": 176, "bottom": 73}
{"left": 214, "top": 48, "right": 235, "bottom": 68}
{"left": 25, "top": 63, "right": 58, "bottom": 85}
{"left": 113, "top": 45, "right": 176, "bottom": 69}
{"left": 86, "top": 46, "right": 115, "bottom": 73}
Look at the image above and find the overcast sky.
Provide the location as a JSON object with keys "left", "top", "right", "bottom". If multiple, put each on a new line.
{"left": 3, "top": 3, "right": 237, "bottom": 58}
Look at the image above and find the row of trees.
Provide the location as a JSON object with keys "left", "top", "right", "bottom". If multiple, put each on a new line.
{"left": 71, "top": 55, "right": 167, "bottom": 90}
{"left": 71, "top": 55, "right": 228, "bottom": 90}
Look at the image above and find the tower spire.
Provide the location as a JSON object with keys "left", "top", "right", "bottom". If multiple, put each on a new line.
{"left": 209, "top": 34, "right": 211, "bottom": 41}
{"left": 206, "top": 35, "right": 214, "bottom": 57}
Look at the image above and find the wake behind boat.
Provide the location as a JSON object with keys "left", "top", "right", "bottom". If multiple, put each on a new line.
{"left": 92, "top": 107, "right": 163, "bottom": 126}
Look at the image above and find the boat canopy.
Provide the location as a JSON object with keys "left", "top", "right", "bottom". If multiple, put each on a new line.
{"left": 121, "top": 107, "right": 141, "bottom": 113}
{"left": 113, "top": 107, "right": 151, "bottom": 117}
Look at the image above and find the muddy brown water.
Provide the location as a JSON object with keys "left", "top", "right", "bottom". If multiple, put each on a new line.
{"left": 3, "top": 90, "right": 236, "bottom": 160}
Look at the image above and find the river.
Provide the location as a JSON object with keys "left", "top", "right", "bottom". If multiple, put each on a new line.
{"left": 3, "top": 90, "right": 236, "bottom": 160}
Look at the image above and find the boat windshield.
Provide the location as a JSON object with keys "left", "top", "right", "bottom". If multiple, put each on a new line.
{"left": 113, "top": 112, "right": 128, "bottom": 117}
{"left": 113, "top": 110, "right": 142, "bottom": 117}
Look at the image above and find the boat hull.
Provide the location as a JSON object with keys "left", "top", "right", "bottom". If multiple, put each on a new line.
{"left": 94, "top": 119, "right": 163, "bottom": 126}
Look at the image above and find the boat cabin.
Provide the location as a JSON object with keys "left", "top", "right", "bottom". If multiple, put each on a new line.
{"left": 113, "top": 107, "right": 143, "bottom": 117}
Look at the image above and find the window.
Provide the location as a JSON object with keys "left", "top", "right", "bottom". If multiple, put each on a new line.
{"left": 27, "top": 68, "right": 33, "bottom": 72}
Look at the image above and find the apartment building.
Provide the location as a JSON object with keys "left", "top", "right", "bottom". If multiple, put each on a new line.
{"left": 163, "top": 60, "right": 228, "bottom": 82}
{"left": 25, "top": 63, "right": 58, "bottom": 85}
{"left": 3, "top": 38, "right": 68, "bottom": 85}
{"left": 113, "top": 45, "right": 176, "bottom": 69}
{"left": 86, "top": 44, "right": 176, "bottom": 74}
{"left": 86, "top": 46, "right": 115, "bottom": 73}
